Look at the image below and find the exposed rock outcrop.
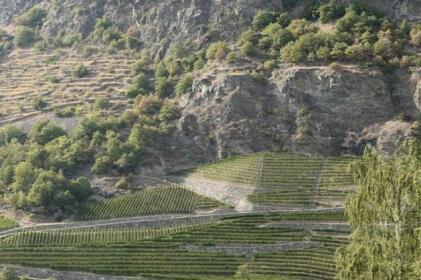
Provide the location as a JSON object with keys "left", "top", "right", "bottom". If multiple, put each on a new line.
{"left": 172, "top": 64, "right": 420, "bottom": 161}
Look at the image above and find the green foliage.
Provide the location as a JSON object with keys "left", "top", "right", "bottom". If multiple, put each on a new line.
{"left": 126, "top": 36, "right": 141, "bottom": 50}
{"left": 0, "top": 126, "right": 26, "bottom": 146}
{"left": 0, "top": 217, "right": 18, "bottom": 231}
{"left": 15, "top": 6, "right": 46, "bottom": 28}
{"left": 32, "top": 97, "right": 47, "bottom": 110}
{"left": 155, "top": 77, "right": 174, "bottom": 98}
{"left": 72, "top": 63, "right": 90, "bottom": 78}
{"left": 0, "top": 30, "right": 13, "bottom": 58}
{"left": 61, "top": 32, "right": 82, "bottom": 47}
{"left": 335, "top": 141, "right": 421, "bottom": 280}
{"left": 278, "top": 13, "right": 292, "bottom": 28}
{"left": 240, "top": 41, "right": 256, "bottom": 56}
{"left": 317, "top": 0, "right": 346, "bottom": 23}
{"left": 410, "top": 25, "right": 421, "bottom": 47}
{"left": 95, "top": 97, "right": 111, "bottom": 109}
{"left": 206, "top": 41, "right": 230, "bottom": 61}
{"left": 13, "top": 26, "right": 36, "bottom": 48}
{"left": 28, "top": 120, "right": 65, "bottom": 145}
{"left": 0, "top": 266, "right": 18, "bottom": 280}
{"left": 252, "top": 11, "right": 278, "bottom": 31}
{"left": 175, "top": 74, "right": 193, "bottom": 96}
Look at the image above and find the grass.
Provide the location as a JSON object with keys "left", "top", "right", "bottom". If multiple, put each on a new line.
{"left": 0, "top": 216, "right": 18, "bottom": 231}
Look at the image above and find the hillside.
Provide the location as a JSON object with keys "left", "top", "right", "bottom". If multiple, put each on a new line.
{"left": 0, "top": 0, "right": 420, "bottom": 279}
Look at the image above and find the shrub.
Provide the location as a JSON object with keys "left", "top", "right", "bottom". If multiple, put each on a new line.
{"left": 127, "top": 36, "right": 141, "bottom": 50}
{"left": 159, "top": 103, "right": 181, "bottom": 122}
{"left": 32, "top": 97, "right": 48, "bottom": 110}
{"left": 0, "top": 125, "right": 26, "bottom": 146}
{"left": 252, "top": 10, "right": 278, "bottom": 31}
{"left": 102, "top": 28, "right": 121, "bottom": 44}
{"left": 82, "top": 46, "right": 96, "bottom": 57}
{"left": 240, "top": 41, "right": 256, "bottom": 56}
{"left": 0, "top": 266, "right": 18, "bottom": 280}
{"left": 239, "top": 29, "right": 256, "bottom": 45}
{"left": 14, "top": 26, "right": 36, "bottom": 48}
{"left": 155, "top": 77, "right": 174, "bottom": 98}
{"left": 29, "top": 120, "right": 65, "bottom": 145}
{"left": 54, "top": 107, "right": 76, "bottom": 118}
{"left": 72, "top": 64, "right": 90, "bottom": 78}
{"left": 95, "top": 97, "right": 111, "bottom": 109}
{"left": 62, "top": 32, "right": 82, "bottom": 47}
{"left": 133, "top": 73, "right": 151, "bottom": 94}
{"left": 278, "top": 13, "right": 292, "bottom": 28}
{"left": 317, "top": 0, "right": 346, "bottom": 23}
{"left": 15, "top": 6, "right": 46, "bottom": 28}
{"left": 206, "top": 41, "right": 229, "bottom": 61}
{"left": 286, "top": 19, "right": 316, "bottom": 38}
{"left": 175, "top": 74, "right": 194, "bottom": 96}
{"left": 33, "top": 40, "right": 48, "bottom": 51}
{"left": 137, "top": 96, "right": 162, "bottom": 116}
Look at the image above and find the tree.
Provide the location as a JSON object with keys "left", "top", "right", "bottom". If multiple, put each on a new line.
{"left": 317, "top": 0, "right": 346, "bottom": 23}
{"left": 175, "top": 74, "right": 193, "bottom": 96}
{"left": 15, "top": 6, "right": 46, "bottom": 28}
{"left": 252, "top": 11, "right": 277, "bottom": 31}
{"left": 155, "top": 77, "right": 174, "bottom": 98}
{"left": 240, "top": 41, "right": 256, "bottom": 56}
{"left": 13, "top": 26, "right": 36, "bottom": 48}
{"left": 335, "top": 140, "right": 421, "bottom": 280}
{"left": 28, "top": 121, "right": 65, "bottom": 145}
{"left": 0, "top": 125, "right": 26, "bottom": 146}
{"left": 206, "top": 42, "right": 229, "bottom": 61}
{"left": 0, "top": 266, "right": 18, "bottom": 280}
{"left": 11, "top": 162, "right": 36, "bottom": 193}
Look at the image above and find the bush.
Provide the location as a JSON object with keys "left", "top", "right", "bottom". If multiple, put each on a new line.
{"left": 72, "top": 64, "right": 90, "bottom": 78}
{"left": 137, "top": 96, "right": 162, "bottom": 116}
{"left": 0, "top": 125, "right": 26, "bottom": 146}
{"left": 32, "top": 97, "right": 48, "bottom": 110}
{"left": 206, "top": 41, "right": 229, "bottom": 61}
{"left": 15, "top": 6, "right": 46, "bottom": 28}
{"left": 286, "top": 19, "right": 316, "bottom": 38}
{"left": 127, "top": 36, "right": 141, "bottom": 50}
{"left": 317, "top": 0, "right": 346, "bottom": 23}
{"left": 14, "top": 26, "right": 36, "bottom": 48}
{"left": 29, "top": 120, "right": 66, "bottom": 145}
{"left": 175, "top": 74, "right": 194, "bottom": 96}
{"left": 62, "top": 32, "right": 82, "bottom": 47}
{"left": 240, "top": 41, "right": 256, "bottom": 56}
{"left": 155, "top": 77, "right": 174, "bottom": 98}
{"left": 252, "top": 10, "right": 278, "bottom": 31}
{"left": 95, "top": 97, "right": 111, "bottom": 109}
{"left": 159, "top": 103, "right": 181, "bottom": 122}
{"left": 0, "top": 266, "right": 18, "bottom": 280}
{"left": 278, "top": 13, "right": 292, "bottom": 28}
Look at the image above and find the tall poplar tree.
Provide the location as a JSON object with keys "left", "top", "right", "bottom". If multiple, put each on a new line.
{"left": 335, "top": 140, "right": 421, "bottom": 280}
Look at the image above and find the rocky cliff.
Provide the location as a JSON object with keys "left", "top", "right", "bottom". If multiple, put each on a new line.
{"left": 170, "top": 64, "right": 421, "bottom": 164}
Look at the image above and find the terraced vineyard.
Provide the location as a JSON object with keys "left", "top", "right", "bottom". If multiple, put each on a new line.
{"left": 76, "top": 185, "right": 231, "bottom": 221}
{"left": 192, "top": 153, "right": 356, "bottom": 207}
{"left": 0, "top": 47, "right": 134, "bottom": 125}
{"left": 0, "top": 210, "right": 349, "bottom": 279}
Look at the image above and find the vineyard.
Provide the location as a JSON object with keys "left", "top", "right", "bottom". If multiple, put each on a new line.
{"left": 0, "top": 210, "right": 349, "bottom": 279}
{"left": 76, "top": 185, "right": 230, "bottom": 221}
{"left": 192, "top": 153, "right": 356, "bottom": 207}
{"left": 0, "top": 47, "right": 134, "bottom": 125}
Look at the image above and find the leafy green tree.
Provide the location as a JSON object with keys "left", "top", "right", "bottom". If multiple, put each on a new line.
{"left": 0, "top": 126, "right": 26, "bottom": 146}
{"left": 317, "top": 0, "right": 346, "bottom": 23}
{"left": 335, "top": 140, "right": 421, "bottom": 280}
{"left": 15, "top": 6, "right": 47, "bottom": 28}
{"left": 27, "top": 170, "right": 66, "bottom": 208}
{"left": 206, "top": 41, "right": 229, "bottom": 61}
{"left": 14, "top": 26, "right": 36, "bottom": 48}
{"left": 0, "top": 266, "right": 18, "bottom": 280}
{"left": 252, "top": 11, "right": 278, "bottom": 31}
{"left": 69, "top": 177, "right": 91, "bottom": 203}
{"left": 278, "top": 13, "right": 292, "bottom": 28}
{"left": 155, "top": 77, "right": 174, "bottom": 98}
{"left": 240, "top": 41, "right": 256, "bottom": 56}
{"left": 175, "top": 74, "right": 193, "bottom": 96}
{"left": 11, "top": 162, "right": 36, "bottom": 193}
{"left": 28, "top": 121, "right": 65, "bottom": 145}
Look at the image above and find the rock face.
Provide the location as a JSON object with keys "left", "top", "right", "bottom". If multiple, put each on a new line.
{"left": 174, "top": 65, "right": 420, "bottom": 160}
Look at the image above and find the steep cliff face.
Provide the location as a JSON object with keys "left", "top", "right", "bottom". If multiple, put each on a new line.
{"left": 172, "top": 65, "right": 420, "bottom": 161}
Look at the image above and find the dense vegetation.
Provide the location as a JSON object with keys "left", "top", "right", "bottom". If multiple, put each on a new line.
{"left": 234, "top": 1, "right": 421, "bottom": 68}
{"left": 335, "top": 140, "right": 421, "bottom": 279}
